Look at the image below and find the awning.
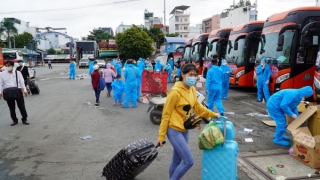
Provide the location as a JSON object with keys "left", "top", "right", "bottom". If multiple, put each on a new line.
{"left": 163, "top": 37, "right": 186, "bottom": 44}
{"left": 99, "top": 51, "right": 119, "bottom": 57}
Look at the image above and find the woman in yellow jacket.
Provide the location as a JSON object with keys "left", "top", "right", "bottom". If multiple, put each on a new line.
{"left": 157, "top": 64, "right": 220, "bottom": 180}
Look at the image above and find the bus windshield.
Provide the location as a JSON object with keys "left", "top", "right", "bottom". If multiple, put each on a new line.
{"left": 225, "top": 39, "right": 245, "bottom": 66}
{"left": 3, "top": 53, "right": 17, "bottom": 60}
{"left": 206, "top": 41, "right": 218, "bottom": 61}
{"left": 192, "top": 44, "right": 200, "bottom": 62}
{"left": 256, "top": 31, "right": 295, "bottom": 65}
{"left": 183, "top": 47, "right": 192, "bottom": 61}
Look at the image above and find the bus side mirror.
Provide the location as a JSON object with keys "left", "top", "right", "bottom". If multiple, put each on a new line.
{"left": 276, "top": 34, "right": 284, "bottom": 51}
{"left": 234, "top": 41, "right": 238, "bottom": 50}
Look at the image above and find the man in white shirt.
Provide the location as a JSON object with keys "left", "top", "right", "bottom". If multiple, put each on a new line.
{"left": 0, "top": 61, "right": 29, "bottom": 126}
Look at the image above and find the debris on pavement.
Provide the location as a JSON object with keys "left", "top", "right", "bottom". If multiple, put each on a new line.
{"left": 268, "top": 166, "right": 276, "bottom": 174}
{"left": 245, "top": 138, "right": 253, "bottom": 142}
{"left": 81, "top": 136, "right": 91, "bottom": 140}
{"left": 239, "top": 130, "right": 249, "bottom": 134}
{"left": 246, "top": 112, "right": 269, "bottom": 118}
{"left": 315, "top": 170, "right": 319, "bottom": 175}
{"left": 308, "top": 174, "right": 312, "bottom": 177}
{"left": 224, "top": 112, "right": 235, "bottom": 115}
{"left": 276, "top": 165, "right": 284, "bottom": 168}
{"left": 244, "top": 128, "right": 253, "bottom": 132}
{"left": 276, "top": 176, "right": 286, "bottom": 180}
{"left": 289, "top": 147, "right": 293, "bottom": 156}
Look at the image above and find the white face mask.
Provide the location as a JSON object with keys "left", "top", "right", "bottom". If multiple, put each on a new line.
{"left": 5, "top": 66, "right": 13, "bottom": 71}
{"left": 222, "top": 62, "right": 227, "bottom": 65}
{"left": 19, "top": 63, "right": 23, "bottom": 66}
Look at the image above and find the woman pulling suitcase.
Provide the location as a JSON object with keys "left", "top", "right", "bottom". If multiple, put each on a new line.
{"left": 157, "top": 64, "right": 221, "bottom": 180}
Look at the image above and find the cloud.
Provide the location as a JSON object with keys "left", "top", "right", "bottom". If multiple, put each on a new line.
{"left": 0, "top": 0, "right": 316, "bottom": 39}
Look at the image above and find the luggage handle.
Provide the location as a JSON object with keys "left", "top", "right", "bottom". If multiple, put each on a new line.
{"left": 213, "top": 116, "right": 228, "bottom": 147}
{"left": 143, "top": 141, "right": 166, "bottom": 163}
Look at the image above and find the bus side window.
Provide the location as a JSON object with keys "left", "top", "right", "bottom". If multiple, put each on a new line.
{"left": 305, "top": 45, "right": 318, "bottom": 64}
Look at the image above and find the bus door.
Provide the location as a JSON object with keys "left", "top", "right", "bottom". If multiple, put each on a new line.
{"left": 216, "top": 38, "right": 229, "bottom": 65}
{"left": 244, "top": 31, "right": 261, "bottom": 87}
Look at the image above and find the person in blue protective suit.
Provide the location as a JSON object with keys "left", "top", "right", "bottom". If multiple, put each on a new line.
{"left": 88, "top": 60, "right": 95, "bottom": 75}
{"left": 69, "top": 60, "right": 76, "bottom": 80}
{"left": 137, "top": 58, "right": 145, "bottom": 72}
{"left": 267, "top": 86, "right": 313, "bottom": 146}
{"left": 123, "top": 59, "right": 141, "bottom": 108}
{"left": 220, "top": 59, "right": 232, "bottom": 99}
{"left": 168, "top": 57, "right": 174, "bottom": 70}
{"left": 256, "top": 57, "right": 271, "bottom": 102}
{"left": 206, "top": 58, "right": 225, "bottom": 116}
{"left": 116, "top": 59, "right": 122, "bottom": 76}
{"left": 154, "top": 59, "right": 164, "bottom": 72}
{"left": 112, "top": 74, "right": 125, "bottom": 106}
{"left": 165, "top": 62, "right": 173, "bottom": 83}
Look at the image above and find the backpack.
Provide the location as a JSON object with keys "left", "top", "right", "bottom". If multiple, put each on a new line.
{"left": 98, "top": 72, "right": 106, "bottom": 91}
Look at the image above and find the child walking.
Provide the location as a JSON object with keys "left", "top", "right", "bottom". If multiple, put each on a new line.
{"left": 111, "top": 74, "right": 125, "bottom": 106}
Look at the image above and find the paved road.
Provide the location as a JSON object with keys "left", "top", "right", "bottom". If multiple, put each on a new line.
{"left": 0, "top": 65, "right": 287, "bottom": 180}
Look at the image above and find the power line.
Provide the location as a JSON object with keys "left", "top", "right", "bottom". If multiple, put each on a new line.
{"left": 0, "top": 0, "right": 140, "bottom": 14}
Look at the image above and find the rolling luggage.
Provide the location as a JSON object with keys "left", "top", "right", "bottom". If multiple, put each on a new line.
{"left": 102, "top": 139, "right": 164, "bottom": 180}
{"left": 202, "top": 120, "right": 239, "bottom": 180}
{"left": 28, "top": 79, "right": 40, "bottom": 95}
{"left": 215, "top": 120, "right": 235, "bottom": 140}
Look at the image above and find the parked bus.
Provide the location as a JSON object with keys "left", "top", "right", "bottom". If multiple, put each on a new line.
{"left": 226, "top": 21, "right": 264, "bottom": 87}
{"left": 204, "top": 28, "right": 232, "bottom": 65}
{"left": 254, "top": 7, "right": 320, "bottom": 100}
{"left": 191, "top": 33, "right": 210, "bottom": 74}
{"left": 178, "top": 38, "right": 193, "bottom": 63}
{"left": 0, "top": 48, "right": 23, "bottom": 70}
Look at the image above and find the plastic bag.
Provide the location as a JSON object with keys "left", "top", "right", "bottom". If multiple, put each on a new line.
{"left": 198, "top": 121, "right": 225, "bottom": 150}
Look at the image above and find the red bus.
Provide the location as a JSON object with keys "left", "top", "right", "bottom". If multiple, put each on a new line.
{"left": 191, "top": 33, "right": 210, "bottom": 74}
{"left": 227, "top": 21, "right": 264, "bottom": 87}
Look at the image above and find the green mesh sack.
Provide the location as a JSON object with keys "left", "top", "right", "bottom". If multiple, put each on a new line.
{"left": 198, "top": 121, "right": 225, "bottom": 150}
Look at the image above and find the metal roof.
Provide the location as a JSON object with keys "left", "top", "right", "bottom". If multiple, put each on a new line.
{"left": 170, "top": 5, "right": 190, "bottom": 14}
{"left": 163, "top": 37, "right": 186, "bottom": 44}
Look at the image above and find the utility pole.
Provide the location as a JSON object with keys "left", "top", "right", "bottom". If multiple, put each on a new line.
{"left": 164, "top": 0, "right": 166, "bottom": 35}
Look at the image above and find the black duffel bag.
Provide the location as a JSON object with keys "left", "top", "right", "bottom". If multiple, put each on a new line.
{"left": 3, "top": 70, "right": 21, "bottom": 101}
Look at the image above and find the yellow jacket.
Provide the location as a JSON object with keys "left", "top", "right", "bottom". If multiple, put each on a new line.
{"left": 158, "top": 82, "right": 216, "bottom": 141}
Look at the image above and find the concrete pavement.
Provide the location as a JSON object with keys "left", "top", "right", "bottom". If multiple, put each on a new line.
{"left": 0, "top": 65, "right": 313, "bottom": 180}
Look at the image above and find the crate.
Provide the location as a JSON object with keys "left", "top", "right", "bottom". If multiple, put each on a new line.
{"left": 141, "top": 71, "right": 168, "bottom": 94}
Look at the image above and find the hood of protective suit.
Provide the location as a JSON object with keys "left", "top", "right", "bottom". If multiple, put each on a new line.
{"left": 156, "top": 59, "right": 160, "bottom": 63}
{"left": 106, "top": 63, "right": 112, "bottom": 69}
{"left": 221, "top": 59, "right": 227, "bottom": 66}
{"left": 297, "top": 86, "right": 313, "bottom": 99}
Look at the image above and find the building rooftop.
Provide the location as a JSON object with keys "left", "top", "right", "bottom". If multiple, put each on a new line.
{"left": 170, "top": 5, "right": 190, "bottom": 14}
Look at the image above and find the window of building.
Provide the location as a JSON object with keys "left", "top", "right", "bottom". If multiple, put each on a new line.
{"left": 184, "top": 35, "right": 188, "bottom": 38}
{"left": 184, "top": 27, "right": 188, "bottom": 30}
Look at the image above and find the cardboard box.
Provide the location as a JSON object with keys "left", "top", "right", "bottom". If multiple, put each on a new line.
{"left": 196, "top": 81, "right": 206, "bottom": 91}
{"left": 287, "top": 106, "right": 320, "bottom": 168}
{"left": 308, "top": 105, "right": 320, "bottom": 136}
{"left": 285, "top": 102, "right": 307, "bottom": 125}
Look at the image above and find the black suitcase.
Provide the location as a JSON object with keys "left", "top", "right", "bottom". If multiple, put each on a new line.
{"left": 102, "top": 139, "right": 164, "bottom": 180}
{"left": 28, "top": 79, "right": 40, "bottom": 95}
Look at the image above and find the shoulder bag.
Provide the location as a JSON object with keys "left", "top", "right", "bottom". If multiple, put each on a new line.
{"left": 3, "top": 70, "right": 21, "bottom": 101}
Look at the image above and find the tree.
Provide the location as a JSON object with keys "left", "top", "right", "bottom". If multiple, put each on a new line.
{"left": 116, "top": 25, "right": 154, "bottom": 59}
{"left": 10, "top": 32, "right": 33, "bottom": 48}
{"left": 47, "top": 48, "right": 56, "bottom": 55}
{"left": 166, "top": 33, "right": 180, "bottom": 37}
{"left": 87, "top": 29, "right": 113, "bottom": 43}
{"left": 0, "top": 39, "right": 5, "bottom": 47}
{"left": 142, "top": 27, "right": 164, "bottom": 48}
{"left": 0, "top": 18, "right": 18, "bottom": 48}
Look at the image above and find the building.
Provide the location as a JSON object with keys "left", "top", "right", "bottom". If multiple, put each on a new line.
{"left": 220, "top": 0, "right": 258, "bottom": 28}
{"left": 35, "top": 27, "right": 71, "bottom": 51}
{"left": 202, "top": 14, "right": 220, "bottom": 33}
{"left": 116, "top": 22, "right": 144, "bottom": 34}
{"left": 188, "top": 24, "right": 202, "bottom": 37}
{"left": 98, "top": 27, "right": 114, "bottom": 36}
{"left": 144, "top": 10, "right": 154, "bottom": 30}
{"left": 169, "top": 5, "right": 190, "bottom": 38}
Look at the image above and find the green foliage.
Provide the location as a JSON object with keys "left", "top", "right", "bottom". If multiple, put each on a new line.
{"left": 115, "top": 25, "right": 154, "bottom": 59}
{"left": 57, "top": 51, "right": 62, "bottom": 54}
{"left": 47, "top": 48, "right": 56, "bottom": 55}
{"left": 0, "top": 39, "right": 6, "bottom": 47}
{"left": 10, "top": 32, "right": 34, "bottom": 48}
{"left": 142, "top": 27, "right": 164, "bottom": 43}
{"left": 87, "top": 29, "right": 113, "bottom": 43}
{"left": 0, "top": 18, "right": 18, "bottom": 48}
{"left": 166, "top": 33, "right": 180, "bottom": 37}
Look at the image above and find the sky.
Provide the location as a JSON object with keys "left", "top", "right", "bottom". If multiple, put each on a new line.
{"left": 0, "top": 0, "right": 317, "bottom": 39}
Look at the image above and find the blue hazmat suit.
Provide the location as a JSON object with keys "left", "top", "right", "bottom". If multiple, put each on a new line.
{"left": 136, "top": 69, "right": 143, "bottom": 102}
{"left": 88, "top": 61, "right": 94, "bottom": 75}
{"left": 266, "top": 86, "right": 313, "bottom": 146}
{"left": 177, "top": 67, "right": 181, "bottom": 76}
{"left": 206, "top": 65, "right": 225, "bottom": 115}
{"left": 116, "top": 61, "right": 122, "bottom": 76}
{"left": 168, "top": 58, "right": 174, "bottom": 70}
{"left": 112, "top": 79, "right": 125, "bottom": 103}
{"left": 154, "top": 59, "right": 163, "bottom": 71}
{"left": 256, "top": 57, "right": 271, "bottom": 101}
{"left": 137, "top": 58, "right": 145, "bottom": 72}
{"left": 69, "top": 61, "right": 76, "bottom": 79}
{"left": 124, "top": 64, "right": 141, "bottom": 108}
{"left": 220, "top": 59, "right": 232, "bottom": 99}
{"left": 165, "top": 63, "right": 172, "bottom": 82}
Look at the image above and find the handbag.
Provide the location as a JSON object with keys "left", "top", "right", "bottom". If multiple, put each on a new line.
{"left": 198, "top": 121, "right": 225, "bottom": 150}
{"left": 3, "top": 70, "right": 21, "bottom": 101}
{"left": 98, "top": 72, "right": 106, "bottom": 91}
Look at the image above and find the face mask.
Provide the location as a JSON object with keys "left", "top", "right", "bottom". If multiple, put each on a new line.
{"left": 222, "top": 62, "right": 227, "bottom": 65}
{"left": 5, "top": 67, "right": 13, "bottom": 71}
{"left": 185, "top": 77, "right": 197, "bottom": 86}
{"left": 19, "top": 63, "right": 23, "bottom": 66}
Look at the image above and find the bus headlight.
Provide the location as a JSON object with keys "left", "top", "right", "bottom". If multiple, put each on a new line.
{"left": 314, "top": 77, "right": 320, "bottom": 90}
{"left": 276, "top": 73, "right": 290, "bottom": 84}
{"left": 236, "top": 70, "right": 245, "bottom": 78}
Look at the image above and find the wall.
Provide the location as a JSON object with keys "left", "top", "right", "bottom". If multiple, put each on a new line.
{"left": 211, "top": 14, "right": 220, "bottom": 30}
{"left": 188, "top": 24, "right": 202, "bottom": 38}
